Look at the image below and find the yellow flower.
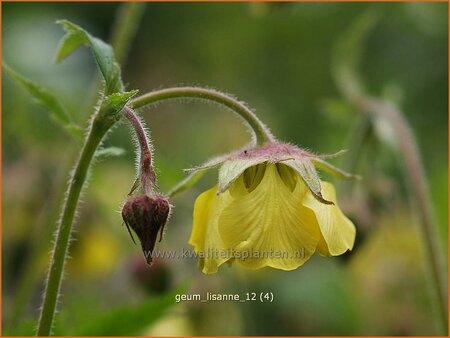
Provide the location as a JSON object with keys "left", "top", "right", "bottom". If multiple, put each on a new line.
{"left": 188, "top": 143, "right": 357, "bottom": 274}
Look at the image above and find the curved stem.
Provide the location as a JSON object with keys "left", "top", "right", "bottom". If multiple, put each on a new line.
{"left": 131, "top": 87, "right": 274, "bottom": 145}
{"left": 123, "top": 106, "right": 155, "bottom": 195}
{"left": 360, "top": 97, "right": 448, "bottom": 334}
{"left": 36, "top": 115, "right": 112, "bottom": 336}
{"left": 333, "top": 12, "right": 446, "bottom": 333}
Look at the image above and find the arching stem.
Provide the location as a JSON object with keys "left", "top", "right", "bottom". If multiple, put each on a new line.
{"left": 131, "top": 87, "right": 274, "bottom": 145}
{"left": 364, "top": 97, "right": 447, "bottom": 324}
{"left": 123, "top": 106, "right": 155, "bottom": 195}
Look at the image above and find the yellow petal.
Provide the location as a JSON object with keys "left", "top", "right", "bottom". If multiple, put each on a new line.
{"left": 242, "top": 163, "right": 266, "bottom": 192}
{"left": 303, "top": 181, "right": 356, "bottom": 256}
{"left": 219, "top": 164, "right": 320, "bottom": 270}
{"left": 189, "top": 185, "right": 234, "bottom": 274}
{"left": 275, "top": 163, "right": 298, "bottom": 192}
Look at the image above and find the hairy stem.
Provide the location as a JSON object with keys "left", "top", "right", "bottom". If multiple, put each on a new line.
{"left": 333, "top": 11, "right": 447, "bottom": 333}
{"left": 11, "top": 7, "right": 147, "bottom": 329}
{"left": 36, "top": 114, "right": 113, "bottom": 336}
{"left": 131, "top": 87, "right": 274, "bottom": 145}
{"left": 359, "top": 96, "right": 448, "bottom": 334}
{"left": 123, "top": 106, "right": 155, "bottom": 195}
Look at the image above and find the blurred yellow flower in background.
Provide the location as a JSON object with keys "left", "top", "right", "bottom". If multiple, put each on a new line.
{"left": 69, "top": 226, "right": 121, "bottom": 278}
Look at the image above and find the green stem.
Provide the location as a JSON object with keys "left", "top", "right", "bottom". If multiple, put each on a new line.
{"left": 333, "top": 11, "right": 446, "bottom": 333}
{"left": 131, "top": 87, "right": 274, "bottom": 145}
{"left": 9, "top": 6, "right": 147, "bottom": 329}
{"left": 360, "top": 96, "right": 448, "bottom": 334}
{"left": 36, "top": 115, "right": 112, "bottom": 336}
{"left": 35, "top": 86, "right": 269, "bottom": 335}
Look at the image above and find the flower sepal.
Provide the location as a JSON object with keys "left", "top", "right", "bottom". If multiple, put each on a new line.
{"left": 184, "top": 142, "right": 358, "bottom": 205}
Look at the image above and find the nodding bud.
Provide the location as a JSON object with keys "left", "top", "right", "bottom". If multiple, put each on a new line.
{"left": 122, "top": 194, "right": 170, "bottom": 265}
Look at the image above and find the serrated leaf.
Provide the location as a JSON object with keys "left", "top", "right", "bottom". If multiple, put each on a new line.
{"left": 96, "top": 146, "right": 126, "bottom": 158}
{"left": 55, "top": 19, "right": 124, "bottom": 94}
{"left": 3, "top": 63, "right": 83, "bottom": 141}
{"left": 68, "top": 284, "right": 187, "bottom": 336}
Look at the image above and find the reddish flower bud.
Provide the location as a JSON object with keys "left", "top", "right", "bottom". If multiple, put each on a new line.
{"left": 122, "top": 194, "right": 170, "bottom": 265}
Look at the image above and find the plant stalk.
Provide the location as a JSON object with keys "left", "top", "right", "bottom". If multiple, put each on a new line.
{"left": 131, "top": 87, "right": 274, "bottom": 145}
{"left": 36, "top": 114, "right": 111, "bottom": 336}
{"left": 37, "top": 86, "right": 272, "bottom": 335}
{"left": 123, "top": 106, "right": 155, "bottom": 195}
{"left": 360, "top": 96, "right": 448, "bottom": 334}
{"left": 333, "top": 10, "right": 446, "bottom": 333}
{"left": 10, "top": 6, "right": 147, "bottom": 329}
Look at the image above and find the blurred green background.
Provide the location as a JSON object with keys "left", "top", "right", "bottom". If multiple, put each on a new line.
{"left": 2, "top": 2, "right": 448, "bottom": 336}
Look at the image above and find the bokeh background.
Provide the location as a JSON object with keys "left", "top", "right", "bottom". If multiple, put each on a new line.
{"left": 2, "top": 2, "right": 448, "bottom": 336}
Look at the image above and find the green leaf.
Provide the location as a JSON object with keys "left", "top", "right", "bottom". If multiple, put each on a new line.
{"left": 3, "top": 63, "right": 83, "bottom": 141}
{"left": 55, "top": 19, "right": 124, "bottom": 94}
{"left": 100, "top": 90, "right": 139, "bottom": 118}
{"left": 68, "top": 285, "right": 187, "bottom": 336}
{"left": 95, "top": 146, "right": 126, "bottom": 158}
{"left": 93, "top": 90, "right": 138, "bottom": 133}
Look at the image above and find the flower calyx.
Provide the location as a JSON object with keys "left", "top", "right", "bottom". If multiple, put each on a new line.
{"left": 187, "top": 142, "right": 360, "bottom": 205}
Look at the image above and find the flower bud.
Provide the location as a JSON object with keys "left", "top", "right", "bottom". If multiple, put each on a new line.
{"left": 122, "top": 194, "right": 170, "bottom": 265}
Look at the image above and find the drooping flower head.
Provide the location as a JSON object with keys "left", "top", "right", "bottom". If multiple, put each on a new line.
{"left": 187, "top": 142, "right": 358, "bottom": 274}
